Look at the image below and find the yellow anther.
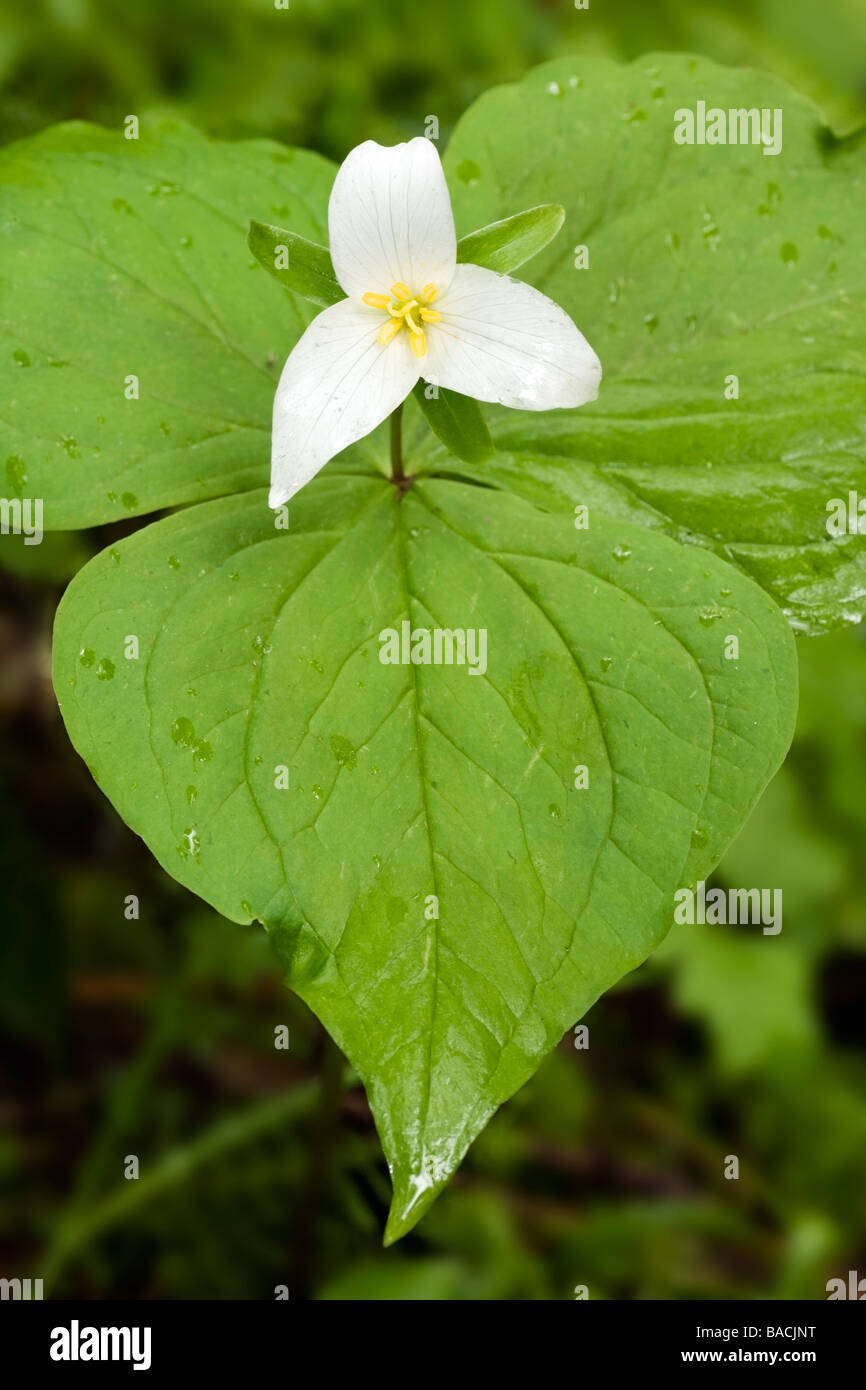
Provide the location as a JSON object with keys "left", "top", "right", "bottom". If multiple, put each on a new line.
{"left": 365, "top": 282, "right": 439, "bottom": 354}
{"left": 378, "top": 317, "right": 403, "bottom": 346}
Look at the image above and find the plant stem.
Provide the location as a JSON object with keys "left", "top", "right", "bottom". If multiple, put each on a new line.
{"left": 41, "top": 1080, "right": 321, "bottom": 1294}
{"left": 390, "top": 403, "right": 405, "bottom": 484}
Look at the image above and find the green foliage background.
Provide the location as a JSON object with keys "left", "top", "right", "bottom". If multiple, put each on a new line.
{"left": 1, "top": 0, "right": 865, "bottom": 1299}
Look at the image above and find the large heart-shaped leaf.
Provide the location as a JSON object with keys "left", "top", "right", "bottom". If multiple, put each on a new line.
{"left": 53, "top": 474, "right": 796, "bottom": 1237}
{"left": 6, "top": 59, "right": 865, "bottom": 636}
{"left": 0, "top": 118, "right": 335, "bottom": 527}
{"left": 437, "top": 54, "right": 866, "bottom": 633}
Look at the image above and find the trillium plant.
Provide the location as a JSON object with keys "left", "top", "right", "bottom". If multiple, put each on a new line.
{"left": 5, "top": 53, "right": 861, "bottom": 1240}
{"left": 268, "top": 136, "right": 601, "bottom": 505}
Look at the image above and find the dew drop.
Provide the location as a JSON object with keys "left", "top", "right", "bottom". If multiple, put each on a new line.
{"left": 548, "top": 803, "right": 563, "bottom": 821}
{"left": 96, "top": 657, "right": 115, "bottom": 681}
{"left": 121, "top": 491, "right": 138, "bottom": 511}
{"left": 612, "top": 544, "right": 632, "bottom": 562}
{"left": 457, "top": 159, "right": 481, "bottom": 187}
{"left": 700, "top": 209, "right": 721, "bottom": 250}
{"left": 330, "top": 733, "right": 357, "bottom": 770}
{"left": 171, "top": 719, "right": 211, "bottom": 765}
{"left": 691, "top": 828, "right": 708, "bottom": 849}
{"left": 12, "top": 349, "right": 30, "bottom": 367}
{"left": 172, "top": 717, "right": 196, "bottom": 748}
{"left": 780, "top": 241, "right": 799, "bottom": 265}
{"left": 167, "top": 555, "right": 180, "bottom": 570}
{"left": 176, "top": 827, "right": 200, "bottom": 860}
{"left": 757, "top": 182, "right": 781, "bottom": 216}
{"left": 5, "top": 455, "right": 27, "bottom": 496}
{"left": 79, "top": 647, "right": 96, "bottom": 668}
{"left": 643, "top": 313, "right": 659, "bottom": 333}
{"left": 186, "top": 785, "right": 197, "bottom": 805}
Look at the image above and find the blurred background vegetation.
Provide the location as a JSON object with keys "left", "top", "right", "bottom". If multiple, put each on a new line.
{"left": 1, "top": 0, "right": 865, "bottom": 1300}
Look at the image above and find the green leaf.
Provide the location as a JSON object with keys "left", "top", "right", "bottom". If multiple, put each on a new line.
{"left": 247, "top": 220, "right": 344, "bottom": 308}
{"left": 0, "top": 118, "right": 336, "bottom": 528}
{"left": 440, "top": 54, "right": 866, "bottom": 633}
{"left": 412, "top": 382, "right": 494, "bottom": 465}
{"left": 53, "top": 473, "right": 796, "bottom": 1240}
{"left": 247, "top": 202, "right": 567, "bottom": 309}
{"left": 456, "top": 203, "right": 565, "bottom": 274}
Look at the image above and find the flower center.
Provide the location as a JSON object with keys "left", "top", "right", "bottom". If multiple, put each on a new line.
{"left": 362, "top": 282, "right": 442, "bottom": 358}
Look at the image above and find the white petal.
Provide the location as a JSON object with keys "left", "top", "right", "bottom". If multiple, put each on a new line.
{"left": 423, "top": 263, "right": 602, "bottom": 410}
{"left": 269, "top": 299, "right": 419, "bottom": 507}
{"left": 328, "top": 137, "right": 457, "bottom": 300}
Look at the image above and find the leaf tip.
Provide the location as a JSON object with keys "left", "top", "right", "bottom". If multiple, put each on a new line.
{"left": 383, "top": 1182, "right": 439, "bottom": 1247}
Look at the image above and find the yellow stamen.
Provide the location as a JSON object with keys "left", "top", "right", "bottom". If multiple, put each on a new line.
{"left": 364, "top": 281, "right": 439, "bottom": 354}
{"left": 378, "top": 317, "right": 403, "bottom": 346}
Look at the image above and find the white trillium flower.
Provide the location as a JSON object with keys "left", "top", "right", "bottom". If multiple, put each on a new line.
{"left": 269, "top": 136, "right": 602, "bottom": 508}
